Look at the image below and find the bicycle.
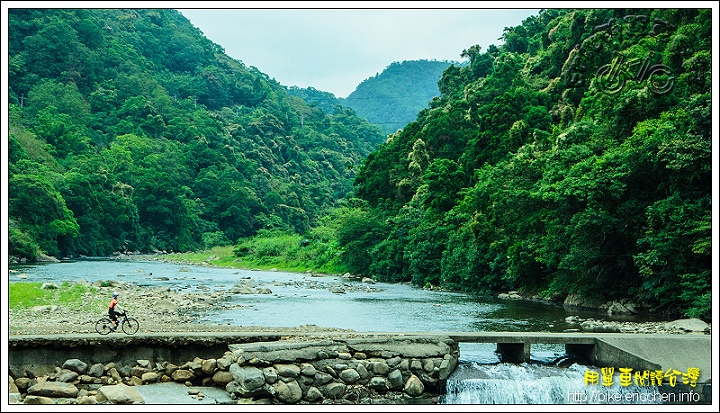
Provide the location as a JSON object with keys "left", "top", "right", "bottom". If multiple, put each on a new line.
{"left": 95, "top": 311, "right": 140, "bottom": 335}
{"left": 595, "top": 51, "right": 675, "bottom": 95}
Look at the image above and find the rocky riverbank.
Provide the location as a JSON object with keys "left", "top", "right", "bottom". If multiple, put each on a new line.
{"left": 8, "top": 278, "right": 357, "bottom": 337}
{"left": 9, "top": 275, "right": 711, "bottom": 337}
{"left": 496, "top": 290, "right": 711, "bottom": 335}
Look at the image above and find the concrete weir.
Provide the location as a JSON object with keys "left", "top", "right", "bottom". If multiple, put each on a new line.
{"left": 8, "top": 331, "right": 712, "bottom": 404}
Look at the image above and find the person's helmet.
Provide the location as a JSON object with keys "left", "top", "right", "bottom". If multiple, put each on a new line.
{"left": 112, "top": 292, "right": 119, "bottom": 298}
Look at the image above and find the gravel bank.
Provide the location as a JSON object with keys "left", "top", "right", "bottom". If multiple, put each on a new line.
{"left": 8, "top": 280, "right": 355, "bottom": 337}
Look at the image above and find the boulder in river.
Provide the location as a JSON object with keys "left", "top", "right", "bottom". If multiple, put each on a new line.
{"left": 664, "top": 318, "right": 709, "bottom": 332}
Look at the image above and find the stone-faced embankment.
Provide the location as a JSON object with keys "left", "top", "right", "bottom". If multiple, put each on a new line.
{"left": 8, "top": 333, "right": 459, "bottom": 404}
{"left": 225, "top": 337, "right": 459, "bottom": 403}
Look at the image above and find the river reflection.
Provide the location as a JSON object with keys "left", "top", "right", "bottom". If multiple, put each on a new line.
{"left": 9, "top": 259, "right": 663, "bottom": 332}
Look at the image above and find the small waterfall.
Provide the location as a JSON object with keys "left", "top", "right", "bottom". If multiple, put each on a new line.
{"left": 441, "top": 343, "right": 663, "bottom": 405}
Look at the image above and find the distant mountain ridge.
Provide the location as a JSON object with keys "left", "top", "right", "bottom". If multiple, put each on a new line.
{"left": 288, "top": 59, "right": 457, "bottom": 135}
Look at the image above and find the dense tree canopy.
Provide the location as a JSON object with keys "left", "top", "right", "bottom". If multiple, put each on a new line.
{"left": 8, "top": 8, "right": 384, "bottom": 257}
{"left": 348, "top": 9, "right": 712, "bottom": 320}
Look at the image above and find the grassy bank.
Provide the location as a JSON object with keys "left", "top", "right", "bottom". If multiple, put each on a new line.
{"left": 162, "top": 231, "right": 348, "bottom": 275}
{"left": 8, "top": 281, "right": 104, "bottom": 312}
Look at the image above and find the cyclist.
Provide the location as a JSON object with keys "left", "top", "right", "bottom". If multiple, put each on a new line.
{"left": 108, "top": 292, "right": 124, "bottom": 331}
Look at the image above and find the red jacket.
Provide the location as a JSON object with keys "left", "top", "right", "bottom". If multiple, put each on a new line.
{"left": 109, "top": 297, "right": 118, "bottom": 311}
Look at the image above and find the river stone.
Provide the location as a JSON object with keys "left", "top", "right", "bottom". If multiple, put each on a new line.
{"left": 229, "top": 365, "right": 266, "bottom": 395}
{"left": 130, "top": 366, "right": 151, "bottom": 378}
{"left": 171, "top": 369, "right": 195, "bottom": 382}
{"left": 202, "top": 358, "right": 217, "bottom": 375}
{"left": 300, "top": 363, "right": 317, "bottom": 376}
{"left": 339, "top": 368, "right": 360, "bottom": 384}
{"left": 108, "top": 367, "right": 121, "bottom": 382}
{"left": 272, "top": 379, "right": 302, "bottom": 403}
{"left": 88, "top": 363, "right": 105, "bottom": 378}
{"left": 305, "top": 386, "right": 323, "bottom": 402}
{"left": 9, "top": 376, "right": 19, "bottom": 393}
{"left": 141, "top": 372, "right": 161, "bottom": 384}
{"left": 23, "top": 395, "right": 55, "bottom": 404}
{"left": 329, "top": 286, "right": 346, "bottom": 294}
{"left": 184, "top": 357, "right": 204, "bottom": 374}
{"left": 77, "top": 395, "right": 97, "bottom": 404}
{"left": 15, "top": 377, "right": 32, "bottom": 391}
{"left": 422, "top": 359, "right": 435, "bottom": 373}
{"left": 368, "top": 361, "right": 389, "bottom": 375}
{"left": 79, "top": 374, "right": 100, "bottom": 384}
{"left": 403, "top": 374, "right": 424, "bottom": 397}
{"left": 232, "top": 286, "right": 254, "bottom": 294}
{"left": 262, "top": 367, "right": 278, "bottom": 384}
{"left": 57, "top": 369, "right": 79, "bottom": 383}
{"left": 40, "top": 282, "right": 59, "bottom": 290}
{"left": 387, "top": 356, "right": 402, "bottom": 367}
{"left": 96, "top": 383, "right": 145, "bottom": 404}
{"left": 664, "top": 318, "right": 709, "bottom": 332}
{"left": 137, "top": 359, "right": 153, "bottom": 369}
{"left": 387, "top": 369, "right": 404, "bottom": 390}
{"left": 606, "top": 302, "right": 633, "bottom": 315}
{"left": 62, "top": 358, "right": 88, "bottom": 374}
{"left": 28, "top": 382, "right": 79, "bottom": 398}
{"left": 368, "top": 376, "right": 390, "bottom": 392}
{"left": 323, "top": 382, "right": 346, "bottom": 399}
{"left": 212, "top": 371, "right": 234, "bottom": 386}
{"left": 275, "top": 363, "right": 301, "bottom": 378}
{"left": 563, "top": 294, "right": 604, "bottom": 309}
{"left": 217, "top": 355, "right": 234, "bottom": 370}
{"left": 314, "top": 371, "right": 333, "bottom": 386}
{"left": 355, "top": 363, "right": 370, "bottom": 379}
{"left": 324, "top": 366, "right": 337, "bottom": 378}
{"left": 580, "top": 320, "right": 620, "bottom": 333}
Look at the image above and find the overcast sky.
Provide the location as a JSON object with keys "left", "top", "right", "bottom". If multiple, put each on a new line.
{"left": 178, "top": 5, "right": 540, "bottom": 98}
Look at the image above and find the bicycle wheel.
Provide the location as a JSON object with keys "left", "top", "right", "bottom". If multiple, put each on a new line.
{"left": 647, "top": 64, "right": 675, "bottom": 94}
{"left": 595, "top": 63, "right": 625, "bottom": 94}
{"left": 122, "top": 317, "right": 140, "bottom": 335}
{"left": 95, "top": 318, "right": 113, "bottom": 335}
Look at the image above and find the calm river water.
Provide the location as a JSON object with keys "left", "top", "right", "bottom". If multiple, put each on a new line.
{"left": 8, "top": 258, "right": 658, "bottom": 332}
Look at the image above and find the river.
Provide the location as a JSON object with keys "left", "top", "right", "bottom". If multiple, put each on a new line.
{"left": 8, "top": 259, "right": 678, "bottom": 405}
{"left": 9, "top": 258, "right": 657, "bottom": 332}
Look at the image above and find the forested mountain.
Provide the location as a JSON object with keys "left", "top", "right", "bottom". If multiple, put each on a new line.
{"left": 6, "top": 8, "right": 712, "bottom": 321}
{"left": 343, "top": 9, "right": 711, "bottom": 319}
{"left": 7, "top": 9, "right": 384, "bottom": 258}
{"left": 340, "top": 60, "right": 455, "bottom": 134}
{"left": 288, "top": 60, "right": 455, "bottom": 135}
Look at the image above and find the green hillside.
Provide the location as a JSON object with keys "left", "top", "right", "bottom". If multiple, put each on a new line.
{"left": 7, "top": 8, "right": 384, "bottom": 259}
{"left": 346, "top": 9, "right": 711, "bottom": 319}
{"left": 340, "top": 60, "right": 455, "bottom": 134}
{"left": 288, "top": 59, "right": 454, "bottom": 135}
